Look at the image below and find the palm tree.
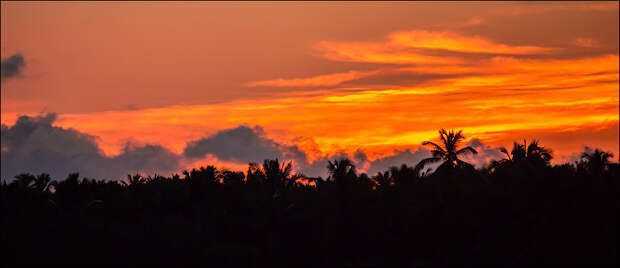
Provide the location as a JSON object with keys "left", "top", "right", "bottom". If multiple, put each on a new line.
{"left": 125, "top": 173, "right": 146, "bottom": 186}
{"left": 182, "top": 166, "right": 218, "bottom": 185}
{"left": 372, "top": 171, "right": 392, "bottom": 191}
{"left": 221, "top": 170, "right": 245, "bottom": 186}
{"left": 523, "top": 140, "right": 552, "bottom": 166}
{"left": 415, "top": 128, "right": 478, "bottom": 174}
{"left": 581, "top": 148, "right": 614, "bottom": 176}
{"left": 489, "top": 139, "right": 552, "bottom": 172}
{"left": 389, "top": 164, "right": 419, "bottom": 187}
{"left": 246, "top": 158, "right": 297, "bottom": 191}
{"left": 12, "top": 173, "right": 36, "bottom": 191}
{"left": 489, "top": 142, "right": 521, "bottom": 172}
{"left": 327, "top": 158, "right": 357, "bottom": 186}
{"left": 246, "top": 162, "right": 265, "bottom": 186}
{"left": 32, "top": 174, "right": 52, "bottom": 193}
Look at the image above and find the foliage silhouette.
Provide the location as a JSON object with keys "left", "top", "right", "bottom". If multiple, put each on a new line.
{"left": 1, "top": 132, "right": 618, "bottom": 267}
{"left": 580, "top": 148, "right": 614, "bottom": 177}
{"left": 415, "top": 128, "right": 478, "bottom": 175}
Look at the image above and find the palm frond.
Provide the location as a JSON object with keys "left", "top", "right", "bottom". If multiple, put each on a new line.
{"left": 414, "top": 157, "right": 441, "bottom": 173}
{"left": 422, "top": 141, "right": 447, "bottom": 155}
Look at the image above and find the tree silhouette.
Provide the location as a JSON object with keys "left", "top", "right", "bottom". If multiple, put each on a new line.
{"left": 490, "top": 139, "right": 553, "bottom": 172}
{"left": 261, "top": 158, "right": 294, "bottom": 189}
{"left": 415, "top": 128, "right": 478, "bottom": 174}
{"left": 327, "top": 158, "right": 357, "bottom": 188}
{"left": 581, "top": 148, "right": 614, "bottom": 177}
{"left": 389, "top": 164, "right": 419, "bottom": 187}
{"left": 372, "top": 171, "right": 392, "bottom": 191}
{"left": 2, "top": 129, "right": 618, "bottom": 267}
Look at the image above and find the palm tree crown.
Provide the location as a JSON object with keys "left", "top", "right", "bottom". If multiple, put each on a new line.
{"left": 415, "top": 128, "right": 478, "bottom": 174}
{"left": 491, "top": 139, "right": 552, "bottom": 171}
{"left": 581, "top": 148, "right": 614, "bottom": 176}
{"left": 327, "top": 158, "right": 357, "bottom": 185}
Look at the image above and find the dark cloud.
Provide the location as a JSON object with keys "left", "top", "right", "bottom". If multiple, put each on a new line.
{"left": 1, "top": 113, "right": 181, "bottom": 181}
{"left": 460, "top": 138, "right": 504, "bottom": 168}
{"left": 365, "top": 148, "right": 432, "bottom": 176}
{"left": 112, "top": 143, "right": 181, "bottom": 176}
{"left": 0, "top": 116, "right": 524, "bottom": 181}
{"left": 183, "top": 125, "right": 307, "bottom": 164}
{"left": 182, "top": 126, "right": 375, "bottom": 178}
{"left": 296, "top": 152, "right": 352, "bottom": 178}
{"left": 295, "top": 148, "right": 433, "bottom": 178}
{"left": 1, "top": 53, "right": 25, "bottom": 80}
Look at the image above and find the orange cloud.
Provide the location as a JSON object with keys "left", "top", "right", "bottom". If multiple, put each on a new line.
{"left": 315, "top": 30, "right": 556, "bottom": 66}
{"left": 247, "top": 70, "right": 380, "bottom": 87}
{"left": 315, "top": 40, "right": 458, "bottom": 65}
{"left": 2, "top": 29, "right": 617, "bottom": 174}
{"left": 388, "top": 30, "right": 555, "bottom": 54}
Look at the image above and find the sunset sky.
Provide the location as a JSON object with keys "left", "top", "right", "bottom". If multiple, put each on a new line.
{"left": 1, "top": 1, "right": 618, "bottom": 179}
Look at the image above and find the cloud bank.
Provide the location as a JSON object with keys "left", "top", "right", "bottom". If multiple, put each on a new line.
{"left": 183, "top": 125, "right": 308, "bottom": 164}
{"left": 1, "top": 114, "right": 181, "bottom": 181}
{"left": 5, "top": 113, "right": 604, "bottom": 182}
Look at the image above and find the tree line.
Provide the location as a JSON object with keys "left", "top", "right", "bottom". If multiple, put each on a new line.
{"left": 2, "top": 129, "right": 618, "bottom": 266}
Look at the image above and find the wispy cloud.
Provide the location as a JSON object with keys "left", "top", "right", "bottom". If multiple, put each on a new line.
{"left": 315, "top": 29, "right": 556, "bottom": 67}
{"left": 247, "top": 70, "right": 380, "bottom": 87}
{"left": 386, "top": 30, "right": 556, "bottom": 55}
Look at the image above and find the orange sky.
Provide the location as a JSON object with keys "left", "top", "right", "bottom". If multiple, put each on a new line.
{"left": 1, "top": 2, "right": 619, "bottom": 177}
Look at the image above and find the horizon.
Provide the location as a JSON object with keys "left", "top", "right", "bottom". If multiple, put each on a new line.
{"left": 1, "top": 1, "right": 619, "bottom": 180}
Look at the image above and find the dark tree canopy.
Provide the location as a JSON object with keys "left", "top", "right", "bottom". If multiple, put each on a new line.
{"left": 2, "top": 133, "right": 618, "bottom": 267}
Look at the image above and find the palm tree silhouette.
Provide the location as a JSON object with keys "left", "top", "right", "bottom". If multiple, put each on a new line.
{"left": 261, "top": 158, "right": 294, "bottom": 189}
{"left": 389, "top": 164, "right": 419, "bottom": 187}
{"left": 32, "top": 174, "right": 52, "bottom": 193}
{"left": 522, "top": 140, "right": 552, "bottom": 166}
{"left": 490, "top": 139, "right": 552, "bottom": 171}
{"left": 372, "top": 171, "right": 392, "bottom": 191}
{"left": 415, "top": 129, "right": 478, "bottom": 174}
{"left": 327, "top": 158, "right": 357, "bottom": 186}
{"left": 581, "top": 148, "right": 614, "bottom": 176}
{"left": 13, "top": 173, "right": 36, "bottom": 191}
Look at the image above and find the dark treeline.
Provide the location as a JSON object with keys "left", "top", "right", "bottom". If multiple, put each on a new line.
{"left": 2, "top": 129, "right": 618, "bottom": 266}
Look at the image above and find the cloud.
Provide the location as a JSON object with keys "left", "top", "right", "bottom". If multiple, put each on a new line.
{"left": 1, "top": 53, "right": 25, "bottom": 80}
{"left": 180, "top": 125, "right": 503, "bottom": 178}
{"left": 299, "top": 138, "right": 502, "bottom": 178}
{"left": 315, "top": 29, "right": 556, "bottom": 66}
{"left": 1, "top": 113, "right": 614, "bottom": 180}
{"left": 340, "top": 69, "right": 474, "bottom": 88}
{"left": 364, "top": 148, "right": 431, "bottom": 176}
{"left": 387, "top": 30, "right": 556, "bottom": 55}
{"left": 295, "top": 152, "right": 351, "bottom": 178}
{"left": 1, "top": 113, "right": 181, "bottom": 181}
{"left": 460, "top": 138, "right": 504, "bottom": 168}
{"left": 183, "top": 125, "right": 307, "bottom": 164}
{"left": 316, "top": 40, "right": 454, "bottom": 65}
{"left": 357, "top": 138, "right": 502, "bottom": 176}
{"left": 247, "top": 70, "right": 380, "bottom": 87}
{"left": 295, "top": 138, "right": 502, "bottom": 178}
{"left": 181, "top": 125, "right": 347, "bottom": 177}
